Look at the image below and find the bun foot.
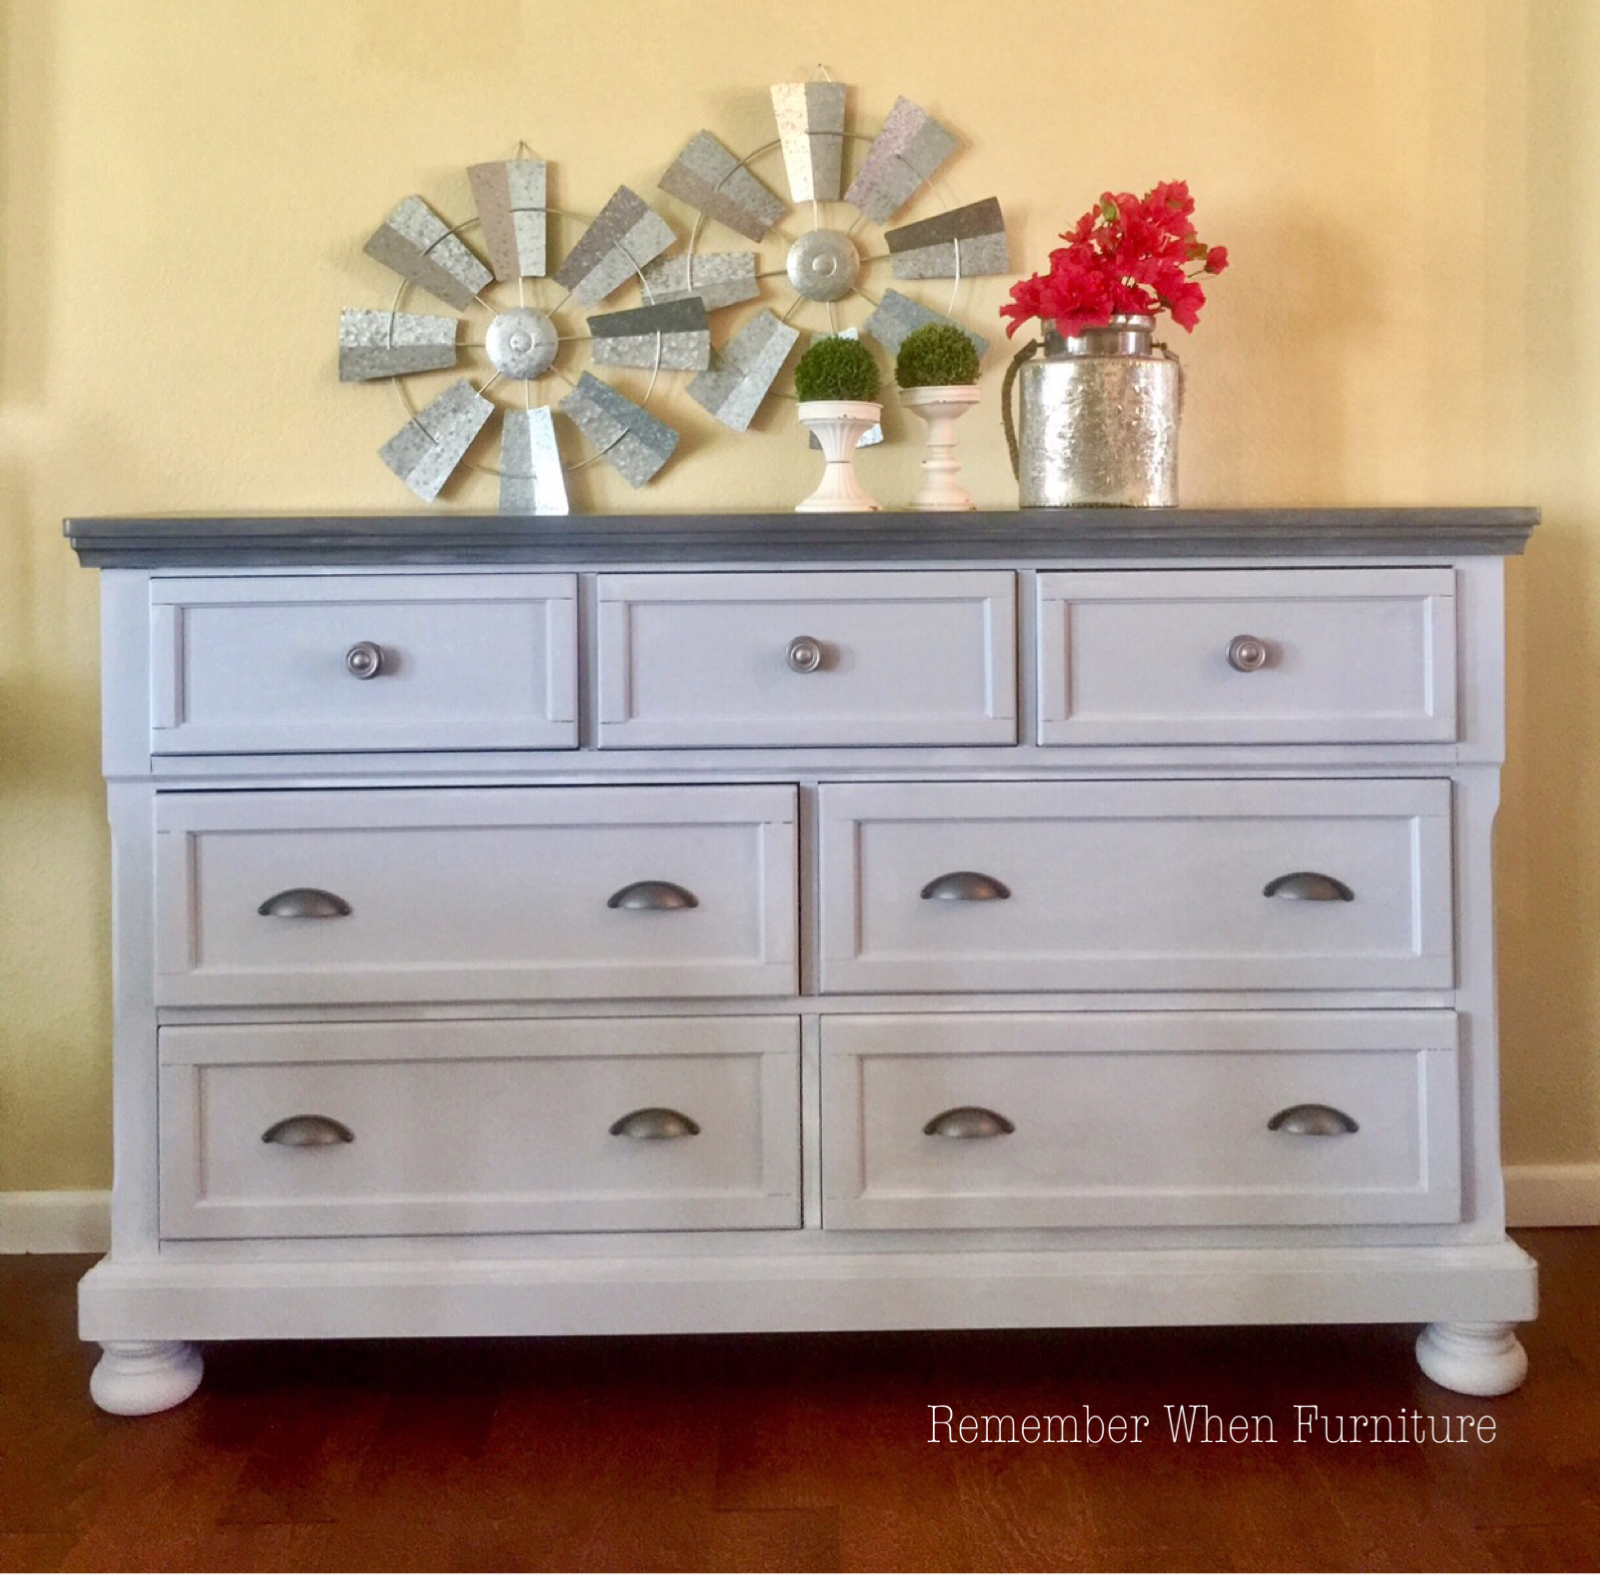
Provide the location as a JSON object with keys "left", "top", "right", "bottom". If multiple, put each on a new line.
{"left": 1416, "top": 1321, "right": 1528, "bottom": 1396}
{"left": 90, "top": 1340, "right": 204, "bottom": 1415}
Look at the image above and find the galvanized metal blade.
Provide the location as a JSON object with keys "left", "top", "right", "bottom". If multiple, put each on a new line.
{"left": 338, "top": 309, "right": 459, "bottom": 381}
{"left": 863, "top": 289, "right": 988, "bottom": 359}
{"left": 770, "top": 82, "right": 847, "bottom": 204}
{"left": 885, "top": 197, "right": 1008, "bottom": 280}
{"left": 469, "top": 157, "right": 548, "bottom": 280}
{"left": 558, "top": 372, "right": 680, "bottom": 487}
{"left": 552, "top": 187, "right": 677, "bottom": 307}
{"left": 687, "top": 308, "right": 799, "bottom": 432}
{"left": 500, "top": 406, "right": 569, "bottom": 515}
{"left": 363, "top": 196, "right": 492, "bottom": 311}
{"left": 589, "top": 297, "right": 711, "bottom": 372}
{"left": 378, "top": 379, "right": 494, "bottom": 501}
{"left": 640, "top": 251, "right": 759, "bottom": 311}
{"left": 843, "top": 97, "right": 959, "bottom": 224}
{"left": 659, "top": 131, "right": 786, "bottom": 243}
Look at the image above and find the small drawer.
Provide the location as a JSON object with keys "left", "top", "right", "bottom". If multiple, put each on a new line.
{"left": 150, "top": 573, "right": 578, "bottom": 754}
{"left": 159, "top": 1017, "right": 801, "bottom": 1238}
{"left": 818, "top": 778, "right": 1452, "bottom": 994}
{"left": 1037, "top": 568, "right": 1457, "bottom": 745}
{"left": 595, "top": 571, "right": 1017, "bottom": 748}
{"left": 821, "top": 1012, "right": 1461, "bottom": 1229}
{"left": 154, "top": 784, "right": 797, "bottom": 1006}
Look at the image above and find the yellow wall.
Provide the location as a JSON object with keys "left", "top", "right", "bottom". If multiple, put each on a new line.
{"left": 0, "top": 0, "right": 1593, "bottom": 1190}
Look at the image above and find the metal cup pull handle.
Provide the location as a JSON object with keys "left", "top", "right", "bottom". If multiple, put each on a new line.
{"left": 257, "top": 887, "right": 353, "bottom": 919}
{"left": 609, "top": 1107, "right": 701, "bottom": 1140}
{"left": 1263, "top": 872, "right": 1355, "bottom": 903}
{"left": 262, "top": 1114, "right": 355, "bottom": 1147}
{"left": 607, "top": 880, "right": 699, "bottom": 911}
{"left": 923, "top": 1106, "right": 1016, "bottom": 1139}
{"left": 1268, "top": 1104, "right": 1359, "bottom": 1137}
{"left": 920, "top": 871, "right": 1012, "bottom": 901}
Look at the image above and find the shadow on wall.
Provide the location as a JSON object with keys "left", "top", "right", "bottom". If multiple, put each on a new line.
{"left": 0, "top": 1, "right": 57, "bottom": 402}
{"left": 1494, "top": 0, "right": 1600, "bottom": 1170}
{"left": 0, "top": 458, "right": 108, "bottom": 944}
{"left": 1499, "top": 528, "right": 1600, "bottom": 1165}
{"left": 0, "top": 459, "right": 114, "bottom": 1194}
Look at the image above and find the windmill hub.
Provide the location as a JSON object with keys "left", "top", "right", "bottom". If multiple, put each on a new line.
{"left": 787, "top": 229, "right": 860, "bottom": 303}
{"left": 486, "top": 307, "right": 558, "bottom": 380}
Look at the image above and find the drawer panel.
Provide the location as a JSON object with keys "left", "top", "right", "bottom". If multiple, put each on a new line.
{"left": 595, "top": 571, "right": 1017, "bottom": 748}
{"left": 154, "top": 785, "right": 797, "bottom": 1005}
{"left": 1037, "top": 568, "right": 1457, "bottom": 745}
{"left": 160, "top": 1017, "right": 801, "bottom": 1238}
{"left": 821, "top": 1012, "right": 1461, "bottom": 1229}
{"left": 819, "top": 778, "right": 1452, "bottom": 993}
{"left": 151, "top": 573, "right": 578, "bottom": 754}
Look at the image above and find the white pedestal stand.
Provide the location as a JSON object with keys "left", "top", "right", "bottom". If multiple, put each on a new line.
{"left": 902, "top": 384, "right": 980, "bottom": 511}
{"left": 795, "top": 401, "right": 882, "bottom": 513}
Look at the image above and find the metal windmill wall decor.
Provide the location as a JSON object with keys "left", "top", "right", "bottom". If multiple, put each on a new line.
{"left": 339, "top": 83, "right": 1007, "bottom": 509}
{"left": 654, "top": 75, "right": 1009, "bottom": 442}
{"left": 340, "top": 146, "right": 700, "bottom": 512}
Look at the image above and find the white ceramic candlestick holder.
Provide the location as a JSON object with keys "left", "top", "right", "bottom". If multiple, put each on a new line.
{"left": 902, "top": 384, "right": 980, "bottom": 510}
{"left": 795, "top": 401, "right": 882, "bottom": 513}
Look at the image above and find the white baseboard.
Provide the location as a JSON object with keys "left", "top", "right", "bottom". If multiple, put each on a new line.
{"left": 1505, "top": 1164, "right": 1600, "bottom": 1227}
{"left": 0, "top": 1191, "right": 111, "bottom": 1253}
{"left": 1, "top": 1174, "right": 1594, "bottom": 1255}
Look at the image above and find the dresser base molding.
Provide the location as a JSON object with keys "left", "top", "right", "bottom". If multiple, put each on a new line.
{"left": 82, "top": 1242, "right": 1535, "bottom": 1401}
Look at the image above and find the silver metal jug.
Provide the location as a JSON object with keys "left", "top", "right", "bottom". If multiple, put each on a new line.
{"left": 1001, "top": 314, "right": 1181, "bottom": 507}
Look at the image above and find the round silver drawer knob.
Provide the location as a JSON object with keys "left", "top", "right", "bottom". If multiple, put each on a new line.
{"left": 1227, "top": 634, "right": 1270, "bottom": 672}
{"left": 345, "top": 641, "right": 385, "bottom": 679}
{"left": 786, "top": 635, "right": 824, "bottom": 674}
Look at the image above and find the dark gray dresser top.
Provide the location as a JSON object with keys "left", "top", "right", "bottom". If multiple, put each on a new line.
{"left": 64, "top": 507, "right": 1539, "bottom": 568}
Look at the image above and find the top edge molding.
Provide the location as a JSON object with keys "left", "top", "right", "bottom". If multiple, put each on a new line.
{"left": 64, "top": 508, "right": 1540, "bottom": 568}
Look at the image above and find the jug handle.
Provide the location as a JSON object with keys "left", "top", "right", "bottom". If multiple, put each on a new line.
{"left": 1000, "top": 336, "right": 1044, "bottom": 481}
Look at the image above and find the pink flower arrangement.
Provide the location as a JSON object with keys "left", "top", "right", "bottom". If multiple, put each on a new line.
{"left": 1000, "top": 179, "right": 1228, "bottom": 339}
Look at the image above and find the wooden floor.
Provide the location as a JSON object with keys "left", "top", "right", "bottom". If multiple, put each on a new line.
{"left": 2, "top": 1232, "right": 1597, "bottom": 1573}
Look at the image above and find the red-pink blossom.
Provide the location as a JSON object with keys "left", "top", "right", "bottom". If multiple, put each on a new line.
{"left": 1000, "top": 181, "right": 1227, "bottom": 338}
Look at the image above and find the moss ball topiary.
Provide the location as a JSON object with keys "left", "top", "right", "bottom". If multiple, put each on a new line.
{"left": 894, "top": 323, "right": 980, "bottom": 389}
{"left": 794, "top": 335, "right": 881, "bottom": 404}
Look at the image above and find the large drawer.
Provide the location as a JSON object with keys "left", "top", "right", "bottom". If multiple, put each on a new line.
{"left": 154, "top": 785, "right": 797, "bottom": 1005}
{"left": 595, "top": 571, "right": 1017, "bottom": 748}
{"left": 821, "top": 1012, "right": 1461, "bottom": 1229}
{"left": 1037, "top": 568, "right": 1457, "bottom": 745}
{"left": 818, "top": 778, "right": 1452, "bottom": 993}
{"left": 150, "top": 573, "right": 578, "bottom": 754}
{"left": 159, "top": 1017, "right": 801, "bottom": 1238}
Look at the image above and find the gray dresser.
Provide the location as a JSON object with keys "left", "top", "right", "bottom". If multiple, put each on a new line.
{"left": 66, "top": 508, "right": 1539, "bottom": 1414}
